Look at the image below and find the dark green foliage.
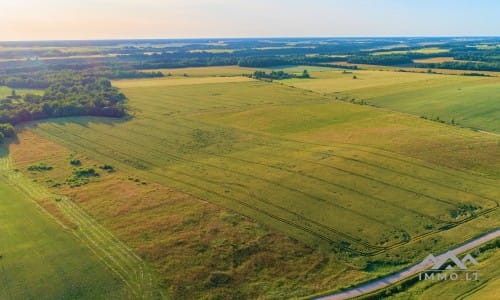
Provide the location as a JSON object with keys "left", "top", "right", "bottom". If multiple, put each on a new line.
{"left": 0, "top": 123, "right": 15, "bottom": 138}
{"left": 251, "top": 70, "right": 310, "bottom": 80}
{"left": 0, "top": 72, "right": 127, "bottom": 125}
{"left": 415, "top": 61, "right": 500, "bottom": 72}
{"left": 0, "top": 132, "right": 4, "bottom": 144}
{"left": 66, "top": 168, "right": 99, "bottom": 187}
{"left": 348, "top": 55, "right": 413, "bottom": 65}
{"left": 99, "top": 164, "right": 114, "bottom": 172}
{"left": 70, "top": 159, "right": 81, "bottom": 166}
{"left": 73, "top": 168, "right": 99, "bottom": 178}
{"left": 27, "top": 163, "right": 53, "bottom": 172}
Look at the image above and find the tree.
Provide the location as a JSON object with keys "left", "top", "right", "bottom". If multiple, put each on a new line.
{"left": 0, "top": 132, "right": 4, "bottom": 144}
{"left": 0, "top": 123, "right": 15, "bottom": 138}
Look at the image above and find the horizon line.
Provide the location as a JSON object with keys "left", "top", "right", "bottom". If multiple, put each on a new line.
{"left": 1, "top": 35, "right": 499, "bottom": 43}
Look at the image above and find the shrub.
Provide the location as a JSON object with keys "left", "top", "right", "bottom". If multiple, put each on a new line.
{"left": 27, "top": 163, "right": 53, "bottom": 171}
{"left": 73, "top": 168, "right": 99, "bottom": 178}
{"left": 0, "top": 124, "right": 15, "bottom": 138}
{"left": 70, "top": 159, "right": 81, "bottom": 166}
{"left": 99, "top": 164, "right": 114, "bottom": 172}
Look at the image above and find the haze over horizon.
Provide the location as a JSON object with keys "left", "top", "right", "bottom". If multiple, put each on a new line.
{"left": 1, "top": 0, "right": 499, "bottom": 42}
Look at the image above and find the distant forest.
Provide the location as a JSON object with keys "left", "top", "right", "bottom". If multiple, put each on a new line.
{"left": 0, "top": 37, "right": 499, "bottom": 141}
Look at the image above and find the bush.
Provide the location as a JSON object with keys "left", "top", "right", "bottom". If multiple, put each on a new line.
{"left": 27, "top": 163, "right": 53, "bottom": 171}
{"left": 99, "top": 164, "right": 114, "bottom": 172}
{"left": 70, "top": 159, "right": 81, "bottom": 166}
{"left": 73, "top": 168, "right": 99, "bottom": 178}
{"left": 0, "top": 124, "right": 15, "bottom": 138}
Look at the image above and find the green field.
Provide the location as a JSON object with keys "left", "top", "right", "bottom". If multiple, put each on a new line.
{"left": 0, "top": 151, "right": 126, "bottom": 299}
{"left": 372, "top": 47, "right": 450, "bottom": 55}
{"left": 0, "top": 86, "right": 44, "bottom": 99}
{"left": 6, "top": 67, "right": 498, "bottom": 298}
{"left": 282, "top": 69, "right": 500, "bottom": 133}
{"left": 25, "top": 74, "right": 498, "bottom": 254}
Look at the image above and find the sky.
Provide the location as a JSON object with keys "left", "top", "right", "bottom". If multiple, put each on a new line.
{"left": 1, "top": 0, "right": 499, "bottom": 41}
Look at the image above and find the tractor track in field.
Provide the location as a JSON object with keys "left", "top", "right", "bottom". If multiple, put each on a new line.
{"left": 0, "top": 154, "right": 157, "bottom": 299}
{"left": 125, "top": 116, "right": 498, "bottom": 207}
{"left": 33, "top": 124, "right": 499, "bottom": 256}
{"left": 35, "top": 123, "right": 397, "bottom": 253}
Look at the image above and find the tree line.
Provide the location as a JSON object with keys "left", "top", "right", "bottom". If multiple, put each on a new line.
{"left": 0, "top": 72, "right": 127, "bottom": 127}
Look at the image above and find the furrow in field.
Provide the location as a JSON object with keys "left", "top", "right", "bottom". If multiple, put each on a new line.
{"left": 112, "top": 119, "right": 464, "bottom": 216}
{"left": 35, "top": 122, "right": 406, "bottom": 247}
{"left": 129, "top": 114, "right": 498, "bottom": 205}
{"left": 32, "top": 125, "right": 385, "bottom": 253}
{"left": 184, "top": 117, "right": 499, "bottom": 192}
{"left": 98, "top": 117, "right": 491, "bottom": 217}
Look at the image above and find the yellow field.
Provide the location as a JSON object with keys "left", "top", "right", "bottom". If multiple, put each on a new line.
{"left": 413, "top": 56, "right": 456, "bottom": 63}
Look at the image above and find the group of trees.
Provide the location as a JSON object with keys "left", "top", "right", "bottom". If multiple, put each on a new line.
{"left": 0, "top": 72, "right": 127, "bottom": 126}
{"left": 0, "top": 123, "right": 15, "bottom": 143}
{"left": 251, "top": 70, "right": 310, "bottom": 80}
{"left": 414, "top": 61, "right": 500, "bottom": 72}
{"left": 347, "top": 55, "right": 413, "bottom": 65}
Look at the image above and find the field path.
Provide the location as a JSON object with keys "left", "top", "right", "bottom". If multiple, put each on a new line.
{"left": 317, "top": 229, "right": 500, "bottom": 300}
{"left": 0, "top": 153, "right": 158, "bottom": 299}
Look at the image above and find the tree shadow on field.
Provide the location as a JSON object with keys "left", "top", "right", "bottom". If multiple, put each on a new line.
{"left": 20, "top": 114, "right": 132, "bottom": 131}
{"left": 0, "top": 134, "right": 20, "bottom": 161}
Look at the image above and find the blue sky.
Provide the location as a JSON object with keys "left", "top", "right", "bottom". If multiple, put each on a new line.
{"left": 1, "top": 0, "right": 498, "bottom": 40}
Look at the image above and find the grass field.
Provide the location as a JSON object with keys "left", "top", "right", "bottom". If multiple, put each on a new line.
{"left": 0, "top": 86, "right": 44, "bottom": 99}
{"left": 0, "top": 149, "right": 126, "bottom": 299}
{"left": 372, "top": 47, "right": 450, "bottom": 55}
{"left": 282, "top": 69, "right": 500, "bottom": 133}
{"left": 9, "top": 129, "right": 370, "bottom": 299}
{"left": 139, "top": 66, "right": 258, "bottom": 77}
{"left": 7, "top": 67, "right": 499, "bottom": 298}
{"left": 413, "top": 57, "right": 456, "bottom": 63}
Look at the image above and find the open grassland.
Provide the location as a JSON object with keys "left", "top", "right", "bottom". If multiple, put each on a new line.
{"left": 0, "top": 86, "right": 44, "bottom": 99}
{"left": 9, "top": 69, "right": 499, "bottom": 298}
{"left": 140, "top": 66, "right": 258, "bottom": 77}
{"left": 372, "top": 47, "right": 450, "bottom": 55}
{"left": 282, "top": 69, "right": 500, "bottom": 133}
{"left": 0, "top": 150, "right": 126, "bottom": 299}
{"left": 9, "top": 130, "right": 371, "bottom": 299}
{"left": 26, "top": 76, "right": 499, "bottom": 251}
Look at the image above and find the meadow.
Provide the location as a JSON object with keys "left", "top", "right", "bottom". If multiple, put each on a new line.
{"left": 0, "top": 149, "right": 126, "bottom": 299}
{"left": 0, "top": 86, "right": 43, "bottom": 99}
{"left": 282, "top": 69, "right": 500, "bottom": 133}
{"left": 7, "top": 66, "right": 499, "bottom": 298}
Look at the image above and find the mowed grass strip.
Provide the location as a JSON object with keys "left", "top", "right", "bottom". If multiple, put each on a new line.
{"left": 29, "top": 76, "right": 499, "bottom": 255}
{"left": 0, "top": 157, "right": 126, "bottom": 299}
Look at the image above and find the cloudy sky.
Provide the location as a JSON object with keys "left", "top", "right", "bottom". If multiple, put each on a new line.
{"left": 1, "top": 0, "right": 498, "bottom": 41}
